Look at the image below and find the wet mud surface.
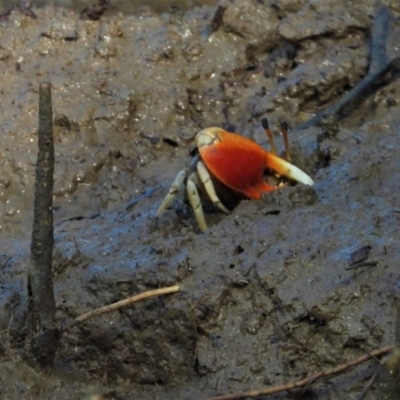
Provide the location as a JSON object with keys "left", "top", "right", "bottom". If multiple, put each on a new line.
{"left": 0, "top": 0, "right": 400, "bottom": 399}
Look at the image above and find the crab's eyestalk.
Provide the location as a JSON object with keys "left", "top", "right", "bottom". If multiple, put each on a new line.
{"left": 261, "top": 118, "right": 277, "bottom": 155}
{"left": 265, "top": 151, "right": 314, "bottom": 187}
{"left": 280, "top": 120, "right": 291, "bottom": 162}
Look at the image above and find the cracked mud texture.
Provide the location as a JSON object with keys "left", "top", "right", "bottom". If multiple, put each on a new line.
{"left": 0, "top": 0, "right": 400, "bottom": 399}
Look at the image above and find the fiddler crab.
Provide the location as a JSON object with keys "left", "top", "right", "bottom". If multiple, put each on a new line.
{"left": 155, "top": 119, "right": 314, "bottom": 232}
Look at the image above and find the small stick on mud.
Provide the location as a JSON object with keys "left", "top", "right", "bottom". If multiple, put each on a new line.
{"left": 209, "top": 6, "right": 226, "bottom": 34}
{"left": 61, "top": 285, "right": 180, "bottom": 332}
{"left": 377, "top": 300, "right": 400, "bottom": 398}
{"left": 295, "top": 5, "right": 399, "bottom": 132}
{"left": 345, "top": 261, "right": 378, "bottom": 271}
{"left": 200, "top": 345, "right": 393, "bottom": 400}
{"left": 26, "top": 82, "right": 59, "bottom": 367}
{"left": 357, "top": 370, "right": 380, "bottom": 400}
{"left": 203, "top": 5, "right": 226, "bottom": 39}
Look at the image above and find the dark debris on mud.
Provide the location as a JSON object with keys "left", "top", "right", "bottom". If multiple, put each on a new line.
{"left": 1, "top": 0, "right": 400, "bottom": 399}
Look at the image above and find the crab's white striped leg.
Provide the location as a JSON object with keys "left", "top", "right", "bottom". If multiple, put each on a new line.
{"left": 155, "top": 170, "right": 186, "bottom": 218}
{"left": 196, "top": 161, "right": 230, "bottom": 214}
{"left": 187, "top": 172, "right": 207, "bottom": 232}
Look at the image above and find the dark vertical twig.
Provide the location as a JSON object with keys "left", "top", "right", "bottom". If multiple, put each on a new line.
{"left": 30, "top": 82, "right": 55, "bottom": 327}
{"left": 26, "top": 82, "right": 58, "bottom": 368}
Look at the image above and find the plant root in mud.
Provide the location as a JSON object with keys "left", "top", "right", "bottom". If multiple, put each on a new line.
{"left": 295, "top": 5, "right": 400, "bottom": 132}
{"left": 200, "top": 345, "right": 393, "bottom": 400}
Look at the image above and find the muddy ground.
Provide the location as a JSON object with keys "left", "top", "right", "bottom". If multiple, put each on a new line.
{"left": 0, "top": 0, "right": 400, "bottom": 399}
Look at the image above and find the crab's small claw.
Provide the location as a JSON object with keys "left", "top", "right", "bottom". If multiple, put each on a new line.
{"left": 264, "top": 151, "right": 314, "bottom": 187}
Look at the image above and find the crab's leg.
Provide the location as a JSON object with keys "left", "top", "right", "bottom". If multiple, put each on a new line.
{"left": 197, "top": 161, "right": 230, "bottom": 214}
{"left": 155, "top": 169, "right": 186, "bottom": 218}
{"left": 261, "top": 118, "right": 277, "bottom": 155}
{"left": 280, "top": 120, "right": 291, "bottom": 162}
{"left": 187, "top": 172, "right": 207, "bottom": 232}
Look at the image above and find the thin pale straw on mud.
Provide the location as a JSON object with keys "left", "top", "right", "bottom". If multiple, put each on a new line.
{"left": 61, "top": 285, "right": 180, "bottom": 332}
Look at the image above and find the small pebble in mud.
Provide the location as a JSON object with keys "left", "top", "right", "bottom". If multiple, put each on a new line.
{"left": 349, "top": 245, "right": 372, "bottom": 265}
{"left": 54, "top": 114, "right": 71, "bottom": 130}
{"left": 183, "top": 41, "right": 203, "bottom": 61}
{"left": 270, "top": 336, "right": 279, "bottom": 344}
{"left": 240, "top": 312, "right": 264, "bottom": 335}
{"left": 80, "top": 0, "right": 110, "bottom": 21}
{"left": 288, "top": 185, "right": 318, "bottom": 206}
{"left": 261, "top": 185, "right": 317, "bottom": 214}
{"left": 386, "top": 95, "right": 397, "bottom": 107}
{"left": 94, "top": 43, "right": 117, "bottom": 59}
{"left": 264, "top": 42, "right": 297, "bottom": 78}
